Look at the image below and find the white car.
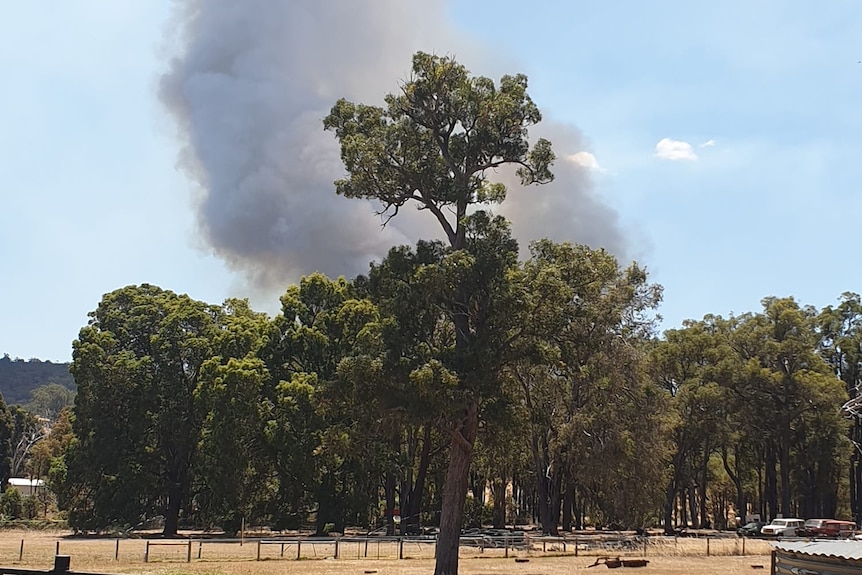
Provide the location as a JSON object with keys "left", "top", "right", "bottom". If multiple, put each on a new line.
{"left": 761, "top": 518, "right": 804, "bottom": 537}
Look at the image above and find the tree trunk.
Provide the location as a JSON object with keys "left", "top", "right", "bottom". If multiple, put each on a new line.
{"left": 663, "top": 480, "right": 676, "bottom": 534}
{"left": 316, "top": 472, "right": 338, "bottom": 536}
{"left": 562, "top": 476, "right": 574, "bottom": 532}
{"left": 679, "top": 490, "right": 687, "bottom": 528}
{"left": 722, "top": 444, "right": 744, "bottom": 526}
{"left": 574, "top": 489, "right": 584, "bottom": 530}
{"left": 549, "top": 469, "right": 562, "bottom": 535}
{"left": 470, "top": 470, "right": 484, "bottom": 505}
{"left": 385, "top": 472, "right": 396, "bottom": 535}
{"left": 853, "top": 417, "right": 862, "bottom": 526}
{"left": 492, "top": 478, "right": 507, "bottom": 528}
{"left": 163, "top": 481, "right": 182, "bottom": 537}
{"left": 535, "top": 464, "right": 552, "bottom": 534}
{"left": 779, "top": 427, "right": 791, "bottom": 517}
{"left": 699, "top": 441, "right": 710, "bottom": 528}
{"left": 434, "top": 401, "right": 479, "bottom": 575}
{"left": 404, "top": 425, "right": 432, "bottom": 535}
{"left": 687, "top": 485, "right": 699, "bottom": 529}
{"left": 765, "top": 444, "right": 777, "bottom": 521}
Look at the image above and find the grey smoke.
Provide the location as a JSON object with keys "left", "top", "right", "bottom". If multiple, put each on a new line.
{"left": 160, "top": 0, "right": 627, "bottom": 292}
{"left": 497, "top": 122, "right": 627, "bottom": 260}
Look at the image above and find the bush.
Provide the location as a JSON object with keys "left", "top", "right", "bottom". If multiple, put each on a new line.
{"left": 0, "top": 489, "right": 23, "bottom": 519}
{"left": 22, "top": 495, "right": 38, "bottom": 520}
{"left": 462, "top": 497, "right": 493, "bottom": 529}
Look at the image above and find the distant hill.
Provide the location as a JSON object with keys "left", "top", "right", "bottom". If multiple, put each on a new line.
{"left": 0, "top": 354, "right": 75, "bottom": 406}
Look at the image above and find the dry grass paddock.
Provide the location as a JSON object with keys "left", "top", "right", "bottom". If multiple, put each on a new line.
{"left": 0, "top": 529, "right": 774, "bottom": 575}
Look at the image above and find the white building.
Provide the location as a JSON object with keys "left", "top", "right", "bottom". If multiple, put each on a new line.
{"left": 7, "top": 478, "right": 45, "bottom": 497}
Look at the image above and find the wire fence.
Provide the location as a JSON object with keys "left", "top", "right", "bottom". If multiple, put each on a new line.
{"left": 0, "top": 532, "right": 782, "bottom": 567}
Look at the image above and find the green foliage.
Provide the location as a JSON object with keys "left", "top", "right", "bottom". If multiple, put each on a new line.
{"left": 50, "top": 273, "right": 857, "bottom": 535}
{"left": 0, "top": 396, "right": 12, "bottom": 489}
{"left": 462, "top": 497, "right": 493, "bottom": 528}
{"left": 0, "top": 488, "right": 22, "bottom": 518}
{"left": 26, "top": 383, "right": 75, "bottom": 421}
{"left": 324, "top": 52, "right": 554, "bottom": 251}
{"left": 193, "top": 299, "right": 275, "bottom": 534}
{"left": 0, "top": 355, "right": 74, "bottom": 406}
{"left": 63, "top": 284, "right": 220, "bottom": 535}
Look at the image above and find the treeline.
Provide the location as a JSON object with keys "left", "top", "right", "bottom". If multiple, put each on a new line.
{"left": 34, "top": 247, "right": 860, "bottom": 537}
{"left": 0, "top": 356, "right": 76, "bottom": 502}
{"left": 0, "top": 355, "right": 74, "bottom": 406}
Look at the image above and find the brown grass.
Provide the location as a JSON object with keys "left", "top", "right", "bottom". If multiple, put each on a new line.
{"left": 0, "top": 529, "right": 774, "bottom": 575}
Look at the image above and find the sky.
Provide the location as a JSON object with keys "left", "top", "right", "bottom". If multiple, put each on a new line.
{"left": 2, "top": 1, "right": 861, "bottom": 362}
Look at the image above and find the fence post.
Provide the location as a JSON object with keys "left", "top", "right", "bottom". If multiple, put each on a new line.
{"left": 575, "top": 537, "right": 578, "bottom": 557}
{"left": 115, "top": 538, "right": 120, "bottom": 561}
{"left": 256, "top": 540, "right": 261, "bottom": 561}
{"left": 198, "top": 540, "right": 202, "bottom": 559}
{"left": 186, "top": 539, "right": 192, "bottom": 563}
{"left": 504, "top": 536, "right": 509, "bottom": 558}
{"left": 296, "top": 539, "right": 301, "bottom": 560}
{"left": 335, "top": 535, "right": 340, "bottom": 559}
{"left": 280, "top": 542, "right": 285, "bottom": 558}
{"left": 19, "top": 538, "right": 23, "bottom": 561}
{"left": 364, "top": 538, "right": 368, "bottom": 558}
{"left": 144, "top": 541, "right": 150, "bottom": 563}
{"left": 55, "top": 541, "right": 60, "bottom": 556}
{"left": 742, "top": 536, "right": 746, "bottom": 556}
{"left": 399, "top": 537, "right": 404, "bottom": 559}
{"left": 706, "top": 536, "right": 710, "bottom": 557}
{"left": 643, "top": 536, "right": 647, "bottom": 557}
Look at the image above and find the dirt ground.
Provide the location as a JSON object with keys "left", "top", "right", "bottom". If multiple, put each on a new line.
{"left": 0, "top": 529, "right": 774, "bottom": 575}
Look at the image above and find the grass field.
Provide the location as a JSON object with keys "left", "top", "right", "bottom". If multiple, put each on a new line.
{"left": 0, "top": 529, "right": 775, "bottom": 575}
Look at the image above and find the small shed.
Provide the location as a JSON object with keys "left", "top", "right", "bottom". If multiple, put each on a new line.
{"left": 7, "top": 478, "right": 45, "bottom": 497}
{"left": 772, "top": 540, "right": 862, "bottom": 575}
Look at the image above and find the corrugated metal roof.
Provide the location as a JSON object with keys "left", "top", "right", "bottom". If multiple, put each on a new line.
{"left": 774, "top": 540, "right": 862, "bottom": 561}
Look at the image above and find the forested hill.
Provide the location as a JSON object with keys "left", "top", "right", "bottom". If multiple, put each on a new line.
{"left": 0, "top": 354, "right": 74, "bottom": 405}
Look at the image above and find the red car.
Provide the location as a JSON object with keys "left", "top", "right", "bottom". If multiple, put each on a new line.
{"left": 796, "top": 519, "right": 856, "bottom": 538}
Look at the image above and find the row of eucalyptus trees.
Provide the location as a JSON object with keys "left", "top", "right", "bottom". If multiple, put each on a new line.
{"left": 50, "top": 256, "right": 861, "bottom": 537}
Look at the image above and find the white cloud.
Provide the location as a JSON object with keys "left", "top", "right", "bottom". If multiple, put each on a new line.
{"left": 699, "top": 139, "right": 716, "bottom": 148}
{"left": 655, "top": 138, "right": 698, "bottom": 161}
{"left": 566, "top": 151, "right": 602, "bottom": 170}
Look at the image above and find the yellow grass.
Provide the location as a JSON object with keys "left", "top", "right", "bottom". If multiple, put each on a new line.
{"left": 0, "top": 529, "right": 774, "bottom": 575}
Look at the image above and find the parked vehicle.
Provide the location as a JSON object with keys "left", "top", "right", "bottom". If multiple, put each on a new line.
{"left": 761, "top": 518, "right": 804, "bottom": 537}
{"left": 737, "top": 521, "right": 767, "bottom": 537}
{"left": 796, "top": 519, "right": 856, "bottom": 538}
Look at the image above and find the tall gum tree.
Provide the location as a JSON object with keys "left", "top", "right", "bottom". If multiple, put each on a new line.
{"left": 68, "top": 284, "right": 218, "bottom": 536}
{"left": 325, "top": 52, "right": 554, "bottom": 575}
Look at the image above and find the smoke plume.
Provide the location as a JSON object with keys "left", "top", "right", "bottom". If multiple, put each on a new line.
{"left": 160, "top": 0, "right": 627, "bottom": 293}
{"left": 497, "top": 122, "right": 627, "bottom": 259}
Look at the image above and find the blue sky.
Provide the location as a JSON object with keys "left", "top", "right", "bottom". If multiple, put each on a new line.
{"left": 2, "top": 1, "right": 861, "bottom": 362}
